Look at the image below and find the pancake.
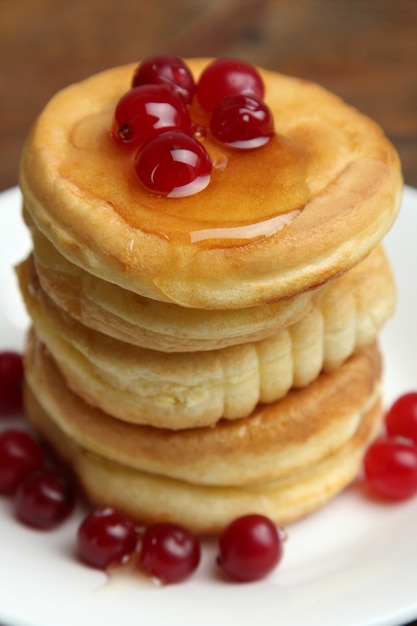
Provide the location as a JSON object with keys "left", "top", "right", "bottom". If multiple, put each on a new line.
{"left": 19, "top": 59, "right": 402, "bottom": 309}
{"left": 24, "top": 331, "right": 382, "bottom": 488}
{"left": 18, "top": 245, "right": 394, "bottom": 428}
{"left": 24, "top": 341, "right": 383, "bottom": 534}
{"left": 28, "top": 219, "right": 314, "bottom": 352}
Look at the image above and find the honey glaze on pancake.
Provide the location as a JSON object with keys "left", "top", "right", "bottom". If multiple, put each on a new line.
{"left": 68, "top": 108, "right": 309, "bottom": 246}
{"left": 20, "top": 60, "right": 402, "bottom": 308}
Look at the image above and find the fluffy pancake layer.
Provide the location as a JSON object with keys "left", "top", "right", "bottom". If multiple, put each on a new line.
{"left": 24, "top": 337, "right": 383, "bottom": 534}
{"left": 27, "top": 220, "right": 313, "bottom": 352}
{"left": 18, "top": 245, "right": 394, "bottom": 428}
{"left": 24, "top": 333, "right": 382, "bottom": 486}
{"left": 19, "top": 60, "right": 402, "bottom": 309}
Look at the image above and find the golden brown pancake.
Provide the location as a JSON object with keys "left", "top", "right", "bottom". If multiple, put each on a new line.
{"left": 19, "top": 59, "right": 402, "bottom": 309}
{"left": 24, "top": 332, "right": 382, "bottom": 488}
{"left": 27, "top": 220, "right": 396, "bottom": 354}
{"left": 17, "top": 245, "right": 394, "bottom": 428}
{"left": 27, "top": 219, "right": 314, "bottom": 352}
{"left": 24, "top": 339, "right": 383, "bottom": 534}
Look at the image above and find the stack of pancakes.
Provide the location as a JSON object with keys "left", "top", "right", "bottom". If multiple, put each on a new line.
{"left": 17, "top": 59, "right": 402, "bottom": 534}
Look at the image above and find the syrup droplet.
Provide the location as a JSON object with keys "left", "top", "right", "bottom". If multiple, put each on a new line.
{"left": 70, "top": 110, "right": 113, "bottom": 150}
{"left": 189, "top": 209, "right": 301, "bottom": 243}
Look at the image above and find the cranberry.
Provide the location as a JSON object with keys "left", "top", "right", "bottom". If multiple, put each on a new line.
{"left": 0, "top": 429, "right": 44, "bottom": 495}
{"left": 364, "top": 438, "right": 417, "bottom": 500}
{"left": 134, "top": 130, "right": 212, "bottom": 197}
{"left": 15, "top": 468, "right": 74, "bottom": 529}
{"left": 211, "top": 94, "right": 274, "bottom": 149}
{"left": 385, "top": 392, "right": 417, "bottom": 445}
{"left": 196, "top": 58, "right": 264, "bottom": 111}
{"left": 139, "top": 522, "right": 200, "bottom": 584}
{"left": 132, "top": 55, "right": 195, "bottom": 105}
{"left": 0, "top": 351, "right": 24, "bottom": 415}
{"left": 217, "top": 514, "right": 283, "bottom": 582}
{"left": 111, "top": 84, "right": 192, "bottom": 148}
{"left": 77, "top": 507, "right": 138, "bottom": 569}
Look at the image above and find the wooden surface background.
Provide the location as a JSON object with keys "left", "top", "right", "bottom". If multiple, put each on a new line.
{"left": 0, "top": 2, "right": 416, "bottom": 625}
{"left": 0, "top": 0, "right": 416, "bottom": 192}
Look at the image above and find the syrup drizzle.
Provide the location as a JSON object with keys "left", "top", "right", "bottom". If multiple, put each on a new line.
{"left": 68, "top": 110, "right": 309, "bottom": 247}
{"left": 190, "top": 209, "right": 301, "bottom": 243}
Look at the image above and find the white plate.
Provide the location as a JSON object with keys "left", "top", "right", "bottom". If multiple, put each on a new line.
{"left": 1, "top": 185, "right": 417, "bottom": 626}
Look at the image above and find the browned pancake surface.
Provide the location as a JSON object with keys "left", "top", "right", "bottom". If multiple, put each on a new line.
{"left": 19, "top": 60, "right": 402, "bottom": 308}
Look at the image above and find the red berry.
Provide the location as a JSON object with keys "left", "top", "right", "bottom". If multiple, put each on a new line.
{"left": 77, "top": 507, "right": 138, "bottom": 569}
{"left": 364, "top": 438, "right": 417, "bottom": 500}
{"left": 134, "top": 131, "right": 212, "bottom": 197}
{"left": 0, "top": 351, "right": 24, "bottom": 415}
{"left": 210, "top": 94, "right": 274, "bottom": 149}
{"left": 15, "top": 468, "right": 74, "bottom": 529}
{"left": 111, "top": 84, "right": 192, "bottom": 148}
{"left": 196, "top": 58, "right": 264, "bottom": 111}
{"left": 139, "top": 522, "right": 200, "bottom": 584}
{"left": 132, "top": 55, "right": 195, "bottom": 105}
{"left": 385, "top": 392, "right": 417, "bottom": 444}
{"left": 0, "top": 429, "right": 44, "bottom": 495}
{"left": 217, "top": 514, "right": 283, "bottom": 582}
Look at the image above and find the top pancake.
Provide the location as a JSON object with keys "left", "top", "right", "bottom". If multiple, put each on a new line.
{"left": 19, "top": 59, "right": 402, "bottom": 309}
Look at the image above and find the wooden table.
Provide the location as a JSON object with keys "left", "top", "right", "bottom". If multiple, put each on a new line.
{"left": 0, "top": 0, "right": 416, "bottom": 192}
{"left": 0, "top": 2, "right": 416, "bottom": 624}
{"left": 0, "top": 0, "right": 417, "bottom": 190}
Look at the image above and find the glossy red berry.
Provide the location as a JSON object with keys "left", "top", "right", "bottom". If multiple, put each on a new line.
{"left": 111, "top": 84, "right": 192, "bottom": 148}
{"left": 77, "top": 507, "right": 138, "bottom": 569}
{"left": 139, "top": 522, "right": 201, "bottom": 584}
{"left": 134, "top": 130, "right": 212, "bottom": 197}
{"left": 196, "top": 58, "right": 264, "bottom": 111}
{"left": 0, "top": 429, "right": 44, "bottom": 495}
{"left": 217, "top": 514, "right": 283, "bottom": 582}
{"left": 210, "top": 94, "right": 274, "bottom": 149}
{"left": 364, "top": 438, "right": 417, "bottom": 500}
{"left": 132, "top": 55, "right": 195, "bottom": 105}
{"left": 0, "top": 351, "right": 24, "bottom": 415}
{"left": 15, "top": 468, "right": 74, "bottom": 529}
{"left": 385, "top": 392, "right": 417, "bottom": 444}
